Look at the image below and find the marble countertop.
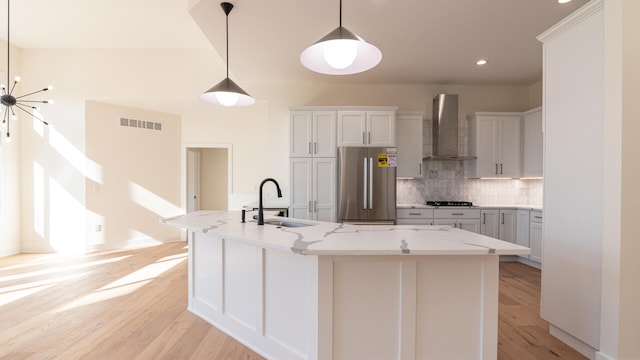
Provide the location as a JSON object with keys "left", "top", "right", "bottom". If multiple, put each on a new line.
{"left": 161, "top": 211, "right": 530, "bottom": 257}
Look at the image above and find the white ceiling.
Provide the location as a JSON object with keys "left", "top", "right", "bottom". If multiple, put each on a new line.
{"left": 1, "top": 0, "right": 588, "bottom": 86}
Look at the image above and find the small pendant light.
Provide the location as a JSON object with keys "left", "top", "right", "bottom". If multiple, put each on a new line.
{"left": 200, "top": 2, "right": 255, "bottom": 107}
{"left": 300, "top": 0, "right": 382, "bottom": 75}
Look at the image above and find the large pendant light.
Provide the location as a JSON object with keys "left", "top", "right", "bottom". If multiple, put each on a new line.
{"left": 200, "top": 2, "right": 255, "bottom": 107}
{"left": 300, "top": 0, "right": 382, "bottom": 75}
{"left": 0, "top": 0, "right": 53, "bottom": 141}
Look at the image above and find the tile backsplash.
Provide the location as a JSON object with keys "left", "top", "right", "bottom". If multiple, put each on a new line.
{"left": 396, "top": 160, "right": 543, "bottom": 206}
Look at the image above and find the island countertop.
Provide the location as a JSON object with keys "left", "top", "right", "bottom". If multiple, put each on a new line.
{"left": 161, "top": 210, "right": 530, "bottom": 257}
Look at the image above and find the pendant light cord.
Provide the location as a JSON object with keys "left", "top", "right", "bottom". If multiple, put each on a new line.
{"left": 6, "top": 0, "right": 9, "bottom": 88}
{"left": 339, "top": 0, "right": 342, "bottom": 27}
{"left": 225, "top": 10, "right": 229, "bottom": 79}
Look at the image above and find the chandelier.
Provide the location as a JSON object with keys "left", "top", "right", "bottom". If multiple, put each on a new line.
{"left": 1, "top": 0, "right": 53, "bottom": 142}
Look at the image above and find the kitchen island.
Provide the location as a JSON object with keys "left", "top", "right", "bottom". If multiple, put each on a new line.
{"left": 161, "top": 211, "right": 529, "bottom": 360}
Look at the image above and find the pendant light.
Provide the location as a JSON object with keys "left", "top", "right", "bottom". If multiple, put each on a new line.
{"left": 300, "top": 0, "right": 382, "bottom": 75}
{"left": 200, "top": 2, "right": 255, "bottom": 107}
{"left": 1, "top": 0, "right": 53, "bottom": 141}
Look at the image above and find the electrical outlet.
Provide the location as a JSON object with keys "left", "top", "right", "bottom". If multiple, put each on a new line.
{"left": 95, "top": 224, "right": 102, "bottom": 232}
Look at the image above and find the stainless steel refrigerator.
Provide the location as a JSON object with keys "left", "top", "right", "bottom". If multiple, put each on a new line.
{"left": 337, "top": 146, "right": 397, "bottom": 224}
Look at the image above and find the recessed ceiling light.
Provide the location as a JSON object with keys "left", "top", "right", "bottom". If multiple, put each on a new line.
{"left": 476, "top": 59, "right": 488, "bottom": 66}
{"left": 558, "top": 0, "right": 571, "bottom": 3}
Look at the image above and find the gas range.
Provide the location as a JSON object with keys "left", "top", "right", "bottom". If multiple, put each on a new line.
{"left": 426, "top": 201, "right": 474, "bottom": 207}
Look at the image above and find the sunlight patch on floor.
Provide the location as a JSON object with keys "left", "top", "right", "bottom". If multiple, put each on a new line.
{"left": 0, "top": 272, "right": 88, "bottom": 307}
{"left": 55, "top": 256, "right": 186, "bottom": 312}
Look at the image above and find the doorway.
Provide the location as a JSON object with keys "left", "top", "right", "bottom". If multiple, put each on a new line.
{"left": 186, "top": 146, "right": 230, "bottom": 211}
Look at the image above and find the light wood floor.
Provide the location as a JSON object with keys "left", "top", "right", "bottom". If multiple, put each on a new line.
{"left": 0, "top": 242, "right": 586, "bottom": 359}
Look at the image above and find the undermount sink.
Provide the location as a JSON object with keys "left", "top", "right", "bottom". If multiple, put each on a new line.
{"left": 263, "top": 219, "right": 316, "bottom": 228}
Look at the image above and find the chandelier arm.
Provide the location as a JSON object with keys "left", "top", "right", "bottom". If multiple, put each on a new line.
{"left": 9, "top": 80, "right": 18, "bottom": 96}
{"left": 15, "top": 88, "right": 49, "bottom": 99}
{"left": 17, "top": 100, "right": 50, "bottom": 103}
{"left": 2, "top": 106, "right": 7, "bottom": 123}
{"left": 14, "top": 103, "right": 48, "bottom": 125}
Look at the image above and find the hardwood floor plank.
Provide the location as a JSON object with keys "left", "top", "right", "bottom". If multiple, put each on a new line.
{"left": 1, "top": 243, "right": 587, "bottom": 359}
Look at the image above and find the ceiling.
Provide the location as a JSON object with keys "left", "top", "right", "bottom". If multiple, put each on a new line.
{"left": 1, "top": 0, "right": 588, "bottom": 86}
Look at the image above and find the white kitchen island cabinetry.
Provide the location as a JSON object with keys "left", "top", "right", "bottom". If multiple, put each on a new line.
{"left": 289, "top": 157, "right": 336, "bottom": 222}
{"left": 468, "top": 113, "right": 521, "bottom": 178}
{"left": 289, "top": 110, "right": 336, "bottom": 158}
{"left": 162, "top": 211, "right": 529, "bottom": 360}
{"left": 337, "top": 107, "right": 396, "bottom": 147}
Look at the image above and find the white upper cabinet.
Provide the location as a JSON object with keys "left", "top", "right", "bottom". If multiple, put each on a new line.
{"left": 290, "top": 110, "right": 336, "bottom": 157}
{"left": 522, "top": 107, "right": 543, "bottom": 178}
{"left": 468, "top": 113, "right": 521, "bottom": 178}
{"left": 396, "top": 113, "right": 424, "bottom": 178}
{"left": 337, "top": 108, "right": 396, "bottom": 147}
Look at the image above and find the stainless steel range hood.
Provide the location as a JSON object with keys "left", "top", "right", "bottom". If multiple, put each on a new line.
{"left": 424, "top": 94, "right": 476, "bottom": 161}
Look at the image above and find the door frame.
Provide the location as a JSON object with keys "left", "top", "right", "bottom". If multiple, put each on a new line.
{"left": 181, "top": 143, "right": 233, "bottom": 239}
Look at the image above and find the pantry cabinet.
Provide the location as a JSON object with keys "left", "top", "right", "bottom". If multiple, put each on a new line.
{"left": 289, "top": 157, "right": 336, "bottom": 222}
{"left": 337, "top": 108, "right": 396, "bottom": 147}
{"left": 289, "top": 110, "right": 336, "bottom": 158}
{"left": 468, "top": 113, "right": 521, "bottom": 178}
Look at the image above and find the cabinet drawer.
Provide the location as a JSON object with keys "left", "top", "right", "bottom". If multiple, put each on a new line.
{"left": 530, "top": 210, "right": 543, "bottom": 223}
{"left": 397, "top": 219, "right": 434, "bottom": 225}
{"left": 434, "top": 209, "right": 481, "bottom": 219}
{"left": 397, "top": 208, "right": 434, "bottom": 219}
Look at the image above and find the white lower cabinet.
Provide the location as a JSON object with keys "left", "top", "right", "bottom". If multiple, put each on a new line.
{"left": 529, "top": 210, "right": 543, "bottom": 263}
{"left": 396, "top": 208, "right": 433, "bottom": 225}
{"left": 434, "top": 209, "right": 481, "bottom": 233}
{"left": 480, "top": 209, "right": 516, "bottom": 243}
{"left": 516, "top": 210, "right": 530, "bottom": 259}
{"left": 289, "top": 157, "right": 336, "bottom": 222}
{"left": 480, "top": 210, "right": 499, "bottom": 238}
{"left": 498, "top": 210, "right": 517, "bottom": 244}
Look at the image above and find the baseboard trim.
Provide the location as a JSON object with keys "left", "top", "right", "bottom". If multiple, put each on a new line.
{"left": 549, "top": 324, "right": 597, "bottom": 360}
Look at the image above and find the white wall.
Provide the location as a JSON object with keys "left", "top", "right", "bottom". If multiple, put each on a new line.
{"left": 84, "top": 101, "right": 182, "bottom": 251}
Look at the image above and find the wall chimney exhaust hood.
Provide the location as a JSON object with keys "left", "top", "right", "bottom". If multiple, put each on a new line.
{"left": 424, "top": 94, "right": 476, "bottom": 161}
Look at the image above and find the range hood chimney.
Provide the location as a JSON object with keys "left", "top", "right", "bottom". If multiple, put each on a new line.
{"left": 426, "top": 94, "right": 476, "bottom": 160}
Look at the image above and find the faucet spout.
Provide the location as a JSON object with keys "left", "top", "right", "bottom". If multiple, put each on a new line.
{"left": 258, "top": 178, "right": 283, "bottom": 225}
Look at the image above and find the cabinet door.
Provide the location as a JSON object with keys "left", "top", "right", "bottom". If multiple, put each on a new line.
{"left": 480, "top": 210, "right": 499, "bottom": 238}
{"left": 497, "top": 116, "right": 521, "bottom": 177}
{"left": 289, "top": 158, "right": 312, "bottom": 219}
{"left": 313, "top": 158, "right": 337, "bottom": 222}
{"left": 367, "top": 111, "right": 396, "bottom": 147}
{"left": 396, "top": 114, "right": 423, "bottom": 178}
{"left": 472, "top": 116, "right": 499, "bottom": 177}
{"left": 458, "top": 219, "right": 481, "bottom": 234}
{"left": 516, "top": 210, "right": 530, "bottom": 258}
{"left": 499, "top": 210, "right": 517, "bottom": 244}
{"left": 313, "top": 111, "right": 337, "bottom": 157}
{"left": 523, "top": 108, "right": 543, "bottom": 177}
{"left": 337, "top": 111, "right": 367, "bottom": 147}
{"left": 530, "top": 221, "right": 543, "bottom": 263}
{"left": 290, "top": 111, "right": 313, "bottom": 157}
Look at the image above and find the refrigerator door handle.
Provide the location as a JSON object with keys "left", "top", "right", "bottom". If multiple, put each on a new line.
{"left": 369, "top": 157, "right": 373, "bottom": 210}
{"left": 363, "top": 157, "right": 368, "bottom": 209}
